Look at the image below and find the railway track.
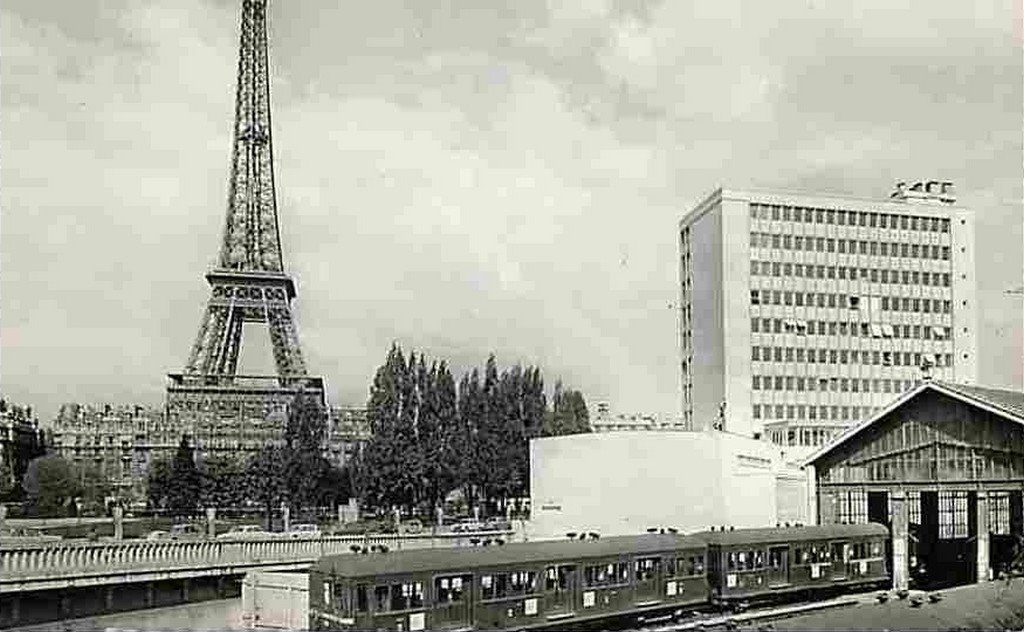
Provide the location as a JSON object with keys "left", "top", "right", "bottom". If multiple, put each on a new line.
{"left": 624, "top": 589, "right": 878, "bottom": 632}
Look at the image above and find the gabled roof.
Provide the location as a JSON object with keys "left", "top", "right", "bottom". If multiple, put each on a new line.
{"left": 805, "top": 381, "right": 1024, "bottom": 467}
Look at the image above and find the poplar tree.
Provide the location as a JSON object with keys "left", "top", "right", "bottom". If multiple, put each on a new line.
{"left": 168, "top": 435, "right": 200, "bottom": 517}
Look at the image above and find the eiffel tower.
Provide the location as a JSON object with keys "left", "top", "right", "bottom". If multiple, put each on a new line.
{"left": 165, "top": 0, "right": 324, "bottom": 454}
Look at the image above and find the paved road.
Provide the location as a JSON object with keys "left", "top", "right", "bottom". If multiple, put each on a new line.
{"left": 8, "top": 598, "right": 247, "bottom": 632}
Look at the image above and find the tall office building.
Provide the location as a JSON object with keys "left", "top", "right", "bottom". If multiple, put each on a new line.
{"left": 679, "top": 182, "right": 977, "bottom": 456}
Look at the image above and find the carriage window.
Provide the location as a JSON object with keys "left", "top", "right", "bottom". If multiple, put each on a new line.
{"left": 768, "top": 548, "right": 784, "bottom": 569}
{"left": 817, "top": 544, "right": 831, "bottom": 563}
{"left": 793, "top": 548, "right": 806, "bottom": 565}
{"left": 584, "top": 563, "right": 626, "bottom": 587}
{"left": 374, "top": 586, "right": 389, "bottom": 612}
{"left": 331, "top": 581, "right": 351, "bottom": 614}
{"left": 673, "top": 555, "right": 705, "bottom": 577}
{"left": 754, "top": 550, "right": 764, "bottom": 569}
{"left": 509, "top": 571, "right": 538, "bottom": 595}
{"left": 392, "top": 582, "right": 424, "bottom": 611}
{"left": 356, "top": 584, "right": 368, "bottom": 612}
{"left": 634, "top": 557, "right": 660, "bottom": 581}
{"left": 544, "top": 565, "right": 575, "bottom": 593}
{"left": 584, "top": 564, "right": 610, "bottom": 587}
{"left": 830, "top": 542, "right": 849, "bottom": 564}
{"left": 435, "top": 576, "right": 468, "bottom": 604}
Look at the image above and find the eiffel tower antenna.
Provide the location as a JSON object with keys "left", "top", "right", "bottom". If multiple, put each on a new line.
{"left": 166, "top": 0, "right": 324, "bottom": 454}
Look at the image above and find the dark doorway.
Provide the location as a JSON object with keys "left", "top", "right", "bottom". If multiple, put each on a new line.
{"left": 867, "top": 491, "right": 891, "bottom": 579}
{"left": 917, "top": 491, "right": 975, "bottom": 589}
{"left": 914, "top": 491, "right": 939, "bottom": 588}
{"left": 868, "top": 491, "right": 889, "bottom": 526}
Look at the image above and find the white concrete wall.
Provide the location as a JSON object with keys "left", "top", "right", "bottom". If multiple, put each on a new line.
{"left": 243, "top": 571, "right": 308, "bottom": 630}
{"left": 689, "top": 202, "right": 725, "bottom": 432}
{"left": 950, "top": 206, "right": 978, "bottom": 384}
{"left": 529, "top": 432, "right": 792, "bottom": 539}
{"left": 720, "top": 193, "right": 755, "bottom": 438}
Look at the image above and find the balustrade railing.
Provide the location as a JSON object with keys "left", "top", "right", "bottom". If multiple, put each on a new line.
{"left": 0, "top": 531, "right": 511, "bottom": 586}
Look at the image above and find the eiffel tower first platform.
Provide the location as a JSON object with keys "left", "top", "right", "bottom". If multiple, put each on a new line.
{"left": 165, "top": 0, "right": 324, "bottom": 454}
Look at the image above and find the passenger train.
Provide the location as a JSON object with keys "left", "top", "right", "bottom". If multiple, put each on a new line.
{"left": 308, "top": 523, "right": 889, "bottom": 631}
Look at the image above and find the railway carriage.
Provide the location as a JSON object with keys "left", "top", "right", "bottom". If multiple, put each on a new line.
{"left": 309, "top": 533, "right": 710, "bottom": 631}
{"left": 699, "top": 523, "right": 889, "bottom": 606}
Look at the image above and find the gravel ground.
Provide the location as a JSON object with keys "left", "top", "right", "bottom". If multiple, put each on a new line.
{"left": 769, "top": 578, "right": 1024, "bottom": 631}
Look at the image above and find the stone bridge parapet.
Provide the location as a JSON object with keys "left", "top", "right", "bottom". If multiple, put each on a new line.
{"left": 0, "top": 531, "right": 512, "bottom": 594}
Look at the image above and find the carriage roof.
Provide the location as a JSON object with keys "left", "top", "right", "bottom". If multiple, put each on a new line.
{"left": 694, "top": 522, "right": 888, "bottom": 547}
{"left": 315, "top": 533, "right": 706, "bottom": 578}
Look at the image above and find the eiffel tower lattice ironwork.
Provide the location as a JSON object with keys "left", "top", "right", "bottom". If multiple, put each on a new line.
{"left": 166, "top": 0, "right": 323, "bottom": 453}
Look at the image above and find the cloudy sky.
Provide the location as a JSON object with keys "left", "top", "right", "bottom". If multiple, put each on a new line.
{"left": 2, "top": 0, "right": 1021, "bottom": 422}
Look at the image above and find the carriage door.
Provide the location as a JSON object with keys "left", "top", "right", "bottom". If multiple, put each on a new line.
{"left": 633, "top": 557, "right": 661, "bottom": 605}
{"left": 767, "top": 546, "right": 789, "bottom": 586}
{"left": 543, "top": 564, "right": 577, "bottom": 617}
{"left": 830, "top": 542, "right": 849, "bottom": 580}
{"left": 433, "top": 574, "right": 473, "bottom": 629}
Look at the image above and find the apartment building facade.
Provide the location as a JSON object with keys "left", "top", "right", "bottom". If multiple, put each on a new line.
{"left": 679, "top": 183, "right": 977, "bottom": 456}
{"left": 50, "top": 403, "right": 170, "bottom": 503}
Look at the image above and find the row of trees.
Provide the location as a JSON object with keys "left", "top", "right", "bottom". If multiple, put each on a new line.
{"left": 17, "top": 454, "right": 110, "bottom": 516}
{"left": 356, "top": 344, "right": 590, "bottom": 518}
{"left": 147, "top": 389, "right": 350, "bottom": 524}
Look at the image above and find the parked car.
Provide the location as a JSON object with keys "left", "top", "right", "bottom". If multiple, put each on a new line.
{"left": 168, "top": 523, "right": 203, "bottom": 540}
{"left": 400, "top": 519, "right": 424, "bottom": 534}
{"left": 144, "top": 530, "right": 170, "bottom": 541}
{"left": 485, "top": 517, "right": 512, "bottom": 531}
{"left": 451, "top": 519, "right": 484, "bottom": 533}
{"left": 216, "top": 525, "right": 270, "bottom": 540}
{"left": 287, "top": 523, "right": 322, "bottom": 538}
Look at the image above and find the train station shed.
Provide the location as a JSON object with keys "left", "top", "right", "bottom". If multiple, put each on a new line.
{"left": 805, "top": 380, "right": 1024, "bottom": 590}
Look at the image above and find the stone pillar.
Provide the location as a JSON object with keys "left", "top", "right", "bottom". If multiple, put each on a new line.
{"left": 473, "top": 505, "right": 481, "bottom": 522}
{"left": 337, "top": 504, "right": 345, "bottom": 525}
{"left": 891, "top": 490, "right": 909, "bottom": 591}
{"left": 281, "top": 504, "right": 290, "bottom": 534}
{"left": 436, "top": 505, "right": 444, "bottom": 528}
{"left": 0, "top": 504, "right": 8, "bottom": 534}
{"left": 113, "top": 505, "right": 124, "bottom": 541}
{"left": 206, "top": 507, "right": 217, "bottom": 539}
{"left": 805, "top": 465, "right": 819, "bottom": 525}
{"left": 976, "top": 490, "right": 991, "bottom": 583}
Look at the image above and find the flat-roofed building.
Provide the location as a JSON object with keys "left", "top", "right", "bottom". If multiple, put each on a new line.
{"left": 528, "top": 431, "right": 808, "bottom": 540}
{"left": 679, "top": 182, "right": 977, "bottom": 459}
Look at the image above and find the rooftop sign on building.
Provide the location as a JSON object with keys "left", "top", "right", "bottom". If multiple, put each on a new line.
{"left": 889, "top": 180, "right": 956, "bottom": 205}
